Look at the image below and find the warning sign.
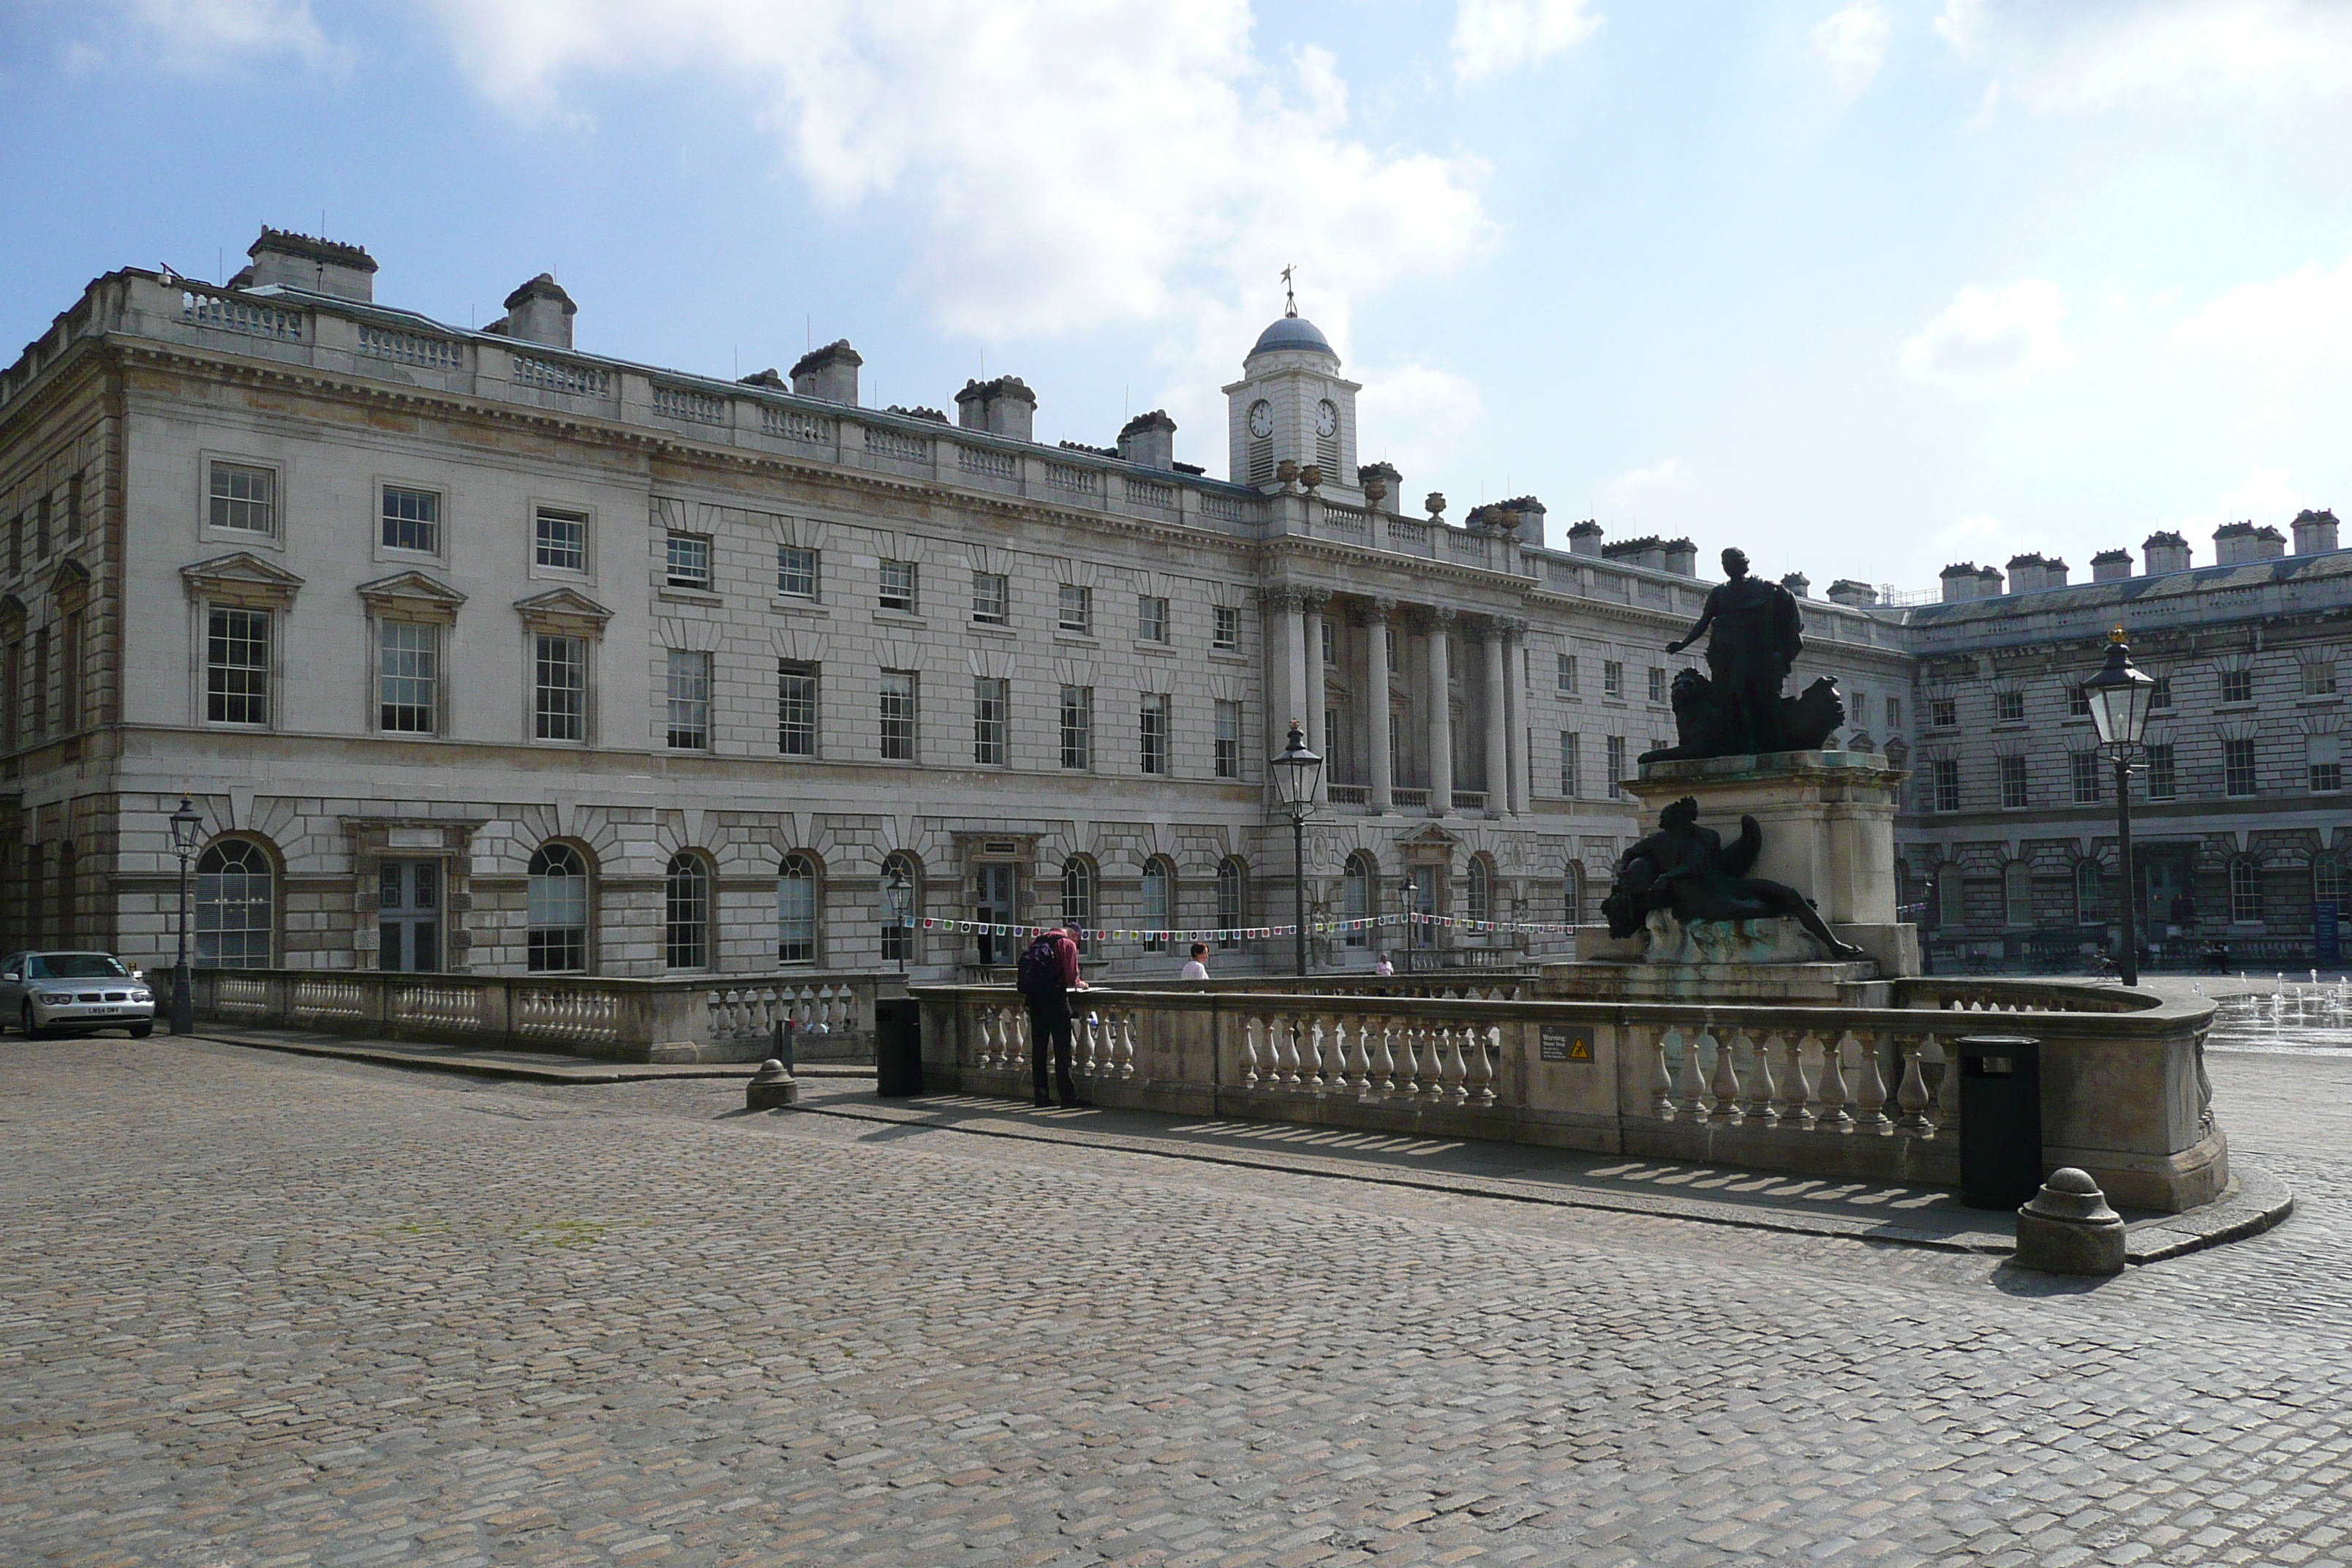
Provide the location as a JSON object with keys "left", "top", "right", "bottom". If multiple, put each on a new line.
{"left": 1539, "top": 1025, "right": 1594, "bottom": 1063}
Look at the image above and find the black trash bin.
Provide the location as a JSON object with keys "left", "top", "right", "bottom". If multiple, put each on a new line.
{"left": 1955, "top": 1035, "right": 2042, "bottom": 1210}
{"left": 874, "top": 998, "right": 922, "bottom": 1098}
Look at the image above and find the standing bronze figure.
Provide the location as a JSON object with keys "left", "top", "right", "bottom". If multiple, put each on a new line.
{"left": 1659, "top": 547, "right": 1806, "bottom": 757}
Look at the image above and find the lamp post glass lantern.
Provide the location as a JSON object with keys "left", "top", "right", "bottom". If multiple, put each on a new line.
{"left": 2082, "top": 630, "right": 2156, "bottom": 986}
{"left": 1271, "top": 720, "right": 1323, "bottom": 976}
{"left": 167, "top": 796, "right": 203, "bottom": 1034}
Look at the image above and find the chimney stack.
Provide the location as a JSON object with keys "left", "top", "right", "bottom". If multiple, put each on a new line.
{"left": 791, "top": 340, "right": 862, "bottom": 404}
{"left": 1358, "top": 460, "right": 1402, "bottom": 514}
{"left": 2042, "top": 557, "right": 2070, "bottom": 588}
{"left": 241, "top": 228, "right": 377, "bottom": 301}
{"left": 1978, "top": 565, "right": 2004, "bottom": 596}
{"left": 1662, "top": 538, "right": 1697, "bottom": 577}
{"left": 1116, "top": 408, "right": 1176, "bottom": 470}
{"left": 1940, "top": 562, "right": 1983, "bottom": 603}
{"left": 1602, "top": 536, "right": 1670, "bottom": 573}
{"left": 2143, "top": 531, "right": 2191, "bottom": 576}
{"left": 498, "top": 274, "right": 576, "bottom": 349}
{"left": 954, "top": 375, "right": 1038, "bottom": 442}
{"left": 2294, "top": 508, "right": 2341, "bottom": 555}
{"left": 1826, "top": 578, "right": 1878, "bottom": 607}
{"left": 1567, "top": 519, "right": 1605, "bottom": 557}
{"left": 2005, "top": 552, "right": 2047, "bottom": 593}
{"left": 2090, "top": 549, "right": 2132, "bottom": 584}
{"left": 1779, "top": 571, "right": 1810, "bottom": 598}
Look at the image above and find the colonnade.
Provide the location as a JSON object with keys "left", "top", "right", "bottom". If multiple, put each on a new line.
{"left": 1263, "top": 587, "right": 1530, "bottom": 817}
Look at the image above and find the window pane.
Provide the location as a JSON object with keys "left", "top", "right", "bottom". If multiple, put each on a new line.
{"left": 1214, "top": 699, "right": 1240, "bottom": 779}
{"left": 880, "top": 670, "right": 917, "bottom": 760}
{"left": 379, "top": 621, "right": 437, "bottom": 733}
{"left": 1060, "top": 685, "right": 1092, "bottom": 769}
{"left": 973, "top": 676, "right": 1006, "bottom": 765}
{"left": 535, "top": 508, "right": 587, "bottom": 570}
{"left": 777, "top": 546, "right": 818, "bottom": 599}
{"left": 382, "top": 486, "right": 440, "bottom": 552}
{"left": 195, "top": 840, "right": 272, "bottom": 968}
{"left": 535, "top": 634, "right": 585, "bottom": 741}
{"left": 1060, "top": 584, "right": 1091, "bottom": 634}
{"left": 206, "top": 608, "right": 270, "bottom": 725}
{"left": 971, "top": 572, "right": 1007, "bottom": 624}
{"left": 208, "top": 462, "right": 276, "bottom": 535}
{"left": 1213, "top": 605, "right": 1240, "bottom": 649}
{"left": 666, "top": 649, "right": 710, "bottom": 749}
{"left": 665, "top": 853, "right": 709, "bottom": 970}
{"left": 666, "top": 532, "right": 712, "bottom": 590}
{"left": 778, "top": 856, "right": 816, "bottom": 964}
{"left": 1139, "top": 693, "right": 1169, "bottom": 775}
{"left": 879, "top": 559, "right": 918, "bottom": 612}
{"left": 527, "top": 843, "right": 589, "bottom": 972}
{"left": 1139, "top": 595, "right": 1168, "bottom": 643}
{"left": 779, "top": 662, "right": 818, "bottom": 756}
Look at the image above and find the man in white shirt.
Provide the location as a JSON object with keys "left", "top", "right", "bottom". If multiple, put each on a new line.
{"left": 1180, "top": 943, "right": 1209, "bottom": 981}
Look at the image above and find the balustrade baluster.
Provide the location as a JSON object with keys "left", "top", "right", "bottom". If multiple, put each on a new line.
{"left": 974, "top": 1006, "right": 997, "bottom": 1069}
{"left": 1243, "top": 1016, "right": 1264, "bottom": 1086}
{"left": 1779, "top": 1030, "right": 1813, "bottom": 1126}
{"left": 1894, "top": 1036, "right": 1933, "bottom": 1132}
{"left": 1445, "top": 1025, "right": 1471, "bottom": 1104}
{"left": 1929, "top": 1035, "right": 1959, "bottom": 1134}
{"left": 1854, "top": 1029, "right": 1892, "bottom": 1130}
{"left": 1307, "top": 1017, "right": 1330, "bottom": 1089}
{"left": 1709, "top": 1028, "right": 1744, "bottom": 1122}
{"left": 1372, "top": 1017, "right": 1397, "bottom": 1096}
{"left": 1651, "top": 1028, "right": 1678, "bottom": 1120}
{"left": 1744, "top": 1029, "right": 1779, "bottom": 1123}
{"left": 1395, "top": 1018, "right": 1420, "bottom": 1098}
{"left": 1814, "top": 1031, "right": 1851, "bottom": 1128}
{"left": 1679, "top": 1028, "right": 1711, "bottom": 1117}
{"left": 1471, "top": 1025, "right": 1498, "bottom": 1105}
{"left": 1280, "top": 1014, "right": 1304, "bottom": 1088}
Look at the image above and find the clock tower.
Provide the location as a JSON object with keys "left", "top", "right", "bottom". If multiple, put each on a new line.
{"left": 1224, "top": 306, "right": 1362, "bottom": 497}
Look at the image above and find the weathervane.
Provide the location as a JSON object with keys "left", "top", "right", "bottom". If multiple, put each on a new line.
{"left": 1281, "top": 264, "right": 1297, "bottom": 318}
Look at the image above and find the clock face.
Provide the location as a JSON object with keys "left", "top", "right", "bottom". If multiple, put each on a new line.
{"left": 1248, "top": 400, "right": 1273, "bottom": 439}
{"left": 1316, "top": 399, "right": 1338, "bottom": 439}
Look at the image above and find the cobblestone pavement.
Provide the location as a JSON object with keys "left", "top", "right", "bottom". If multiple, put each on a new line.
{"left": 4, "top": 1040, "right": 2351, "bottom": 1568}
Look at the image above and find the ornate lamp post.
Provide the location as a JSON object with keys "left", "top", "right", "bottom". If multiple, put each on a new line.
{"left": 1270, "top": 720, "right": 1323, "bottom": 977}
{"left": 167, "top": 796, "right": 203, "bottom": 1033}
{"left": 2083, "top": 628, "right": 2156, "bottom": 986}
{"left": 883, "top": 863, "right": 912, "bottom": 976}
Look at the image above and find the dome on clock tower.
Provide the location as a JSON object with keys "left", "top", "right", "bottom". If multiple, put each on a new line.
{"left": 1247, "top": 314, "right": 1337, "bottom": 362}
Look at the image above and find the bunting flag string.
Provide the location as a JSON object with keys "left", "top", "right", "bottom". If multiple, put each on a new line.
{"left": 910, "top": 911, "right": 1581, "bottom": 947}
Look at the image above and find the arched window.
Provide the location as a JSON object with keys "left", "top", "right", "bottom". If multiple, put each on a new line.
{"left": 2074, "top": 860, "right": 2103, "bottom": 924}
{"left": 2315, "top": 853, "right": 2346, "bottom": 911}
{"left": 1060, "top": 857, "right": 1096, "bottom": 951}
{"left": 1142, "top": 857, "right": 1173, "bottom": 952}
{"left": 2002, "top": 862, "right": 2031, "bottom": 927}
{"left": 778, "top": 852, "right": 818, "bottom": 965}
{"left": 1566, "top": 863, "right": 1584, "bottom": 926}
{"left": 664, "top": 851, "right": 711, "bottom": 970}
{"left": 1466, "top": 856, "right": 1494, "bottom": 929}
{"left": 527, "top": 843, "right": 590, "bottom": 973}
{"left": 1215, "top": 857, "right": 1245, "bottom": 951}
{"left": 2230, "top": 856, "right": 2264, "bottom": 924}
{"left": 195, "top": 838, "right": 274, "bottom": 968}
{"left": 881, "top": 851, "right": 919, "bottom": 965}
{"left": 1343, "top": 851, "right": 1373, "bottom": 948}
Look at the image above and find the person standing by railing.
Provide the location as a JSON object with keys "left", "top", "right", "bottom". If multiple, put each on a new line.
{"left": 1180, "top": 943, "right": 1210, "bottom": 981}
{"left": 1016, "top": 924, "right": 1087, "bottom": 1107}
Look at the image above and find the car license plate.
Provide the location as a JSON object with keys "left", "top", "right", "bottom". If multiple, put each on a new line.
{"left": 86, "top": 1008, "right": 121, "bottom": 1016}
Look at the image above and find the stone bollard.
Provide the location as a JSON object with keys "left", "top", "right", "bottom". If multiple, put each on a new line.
{"left": 745, "top": 1058, "right": 799, "bottom": 1112}
{"left": 2014, "top": 1167, "right": 2127, "bottom": 1276}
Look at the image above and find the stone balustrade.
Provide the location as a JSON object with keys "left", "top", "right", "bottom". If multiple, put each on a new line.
{"left": 184, "top": 968, "right": 900, "bottom": 1063}
{"left": 916, "top": 981, "right": 2223, "bottom": 1212}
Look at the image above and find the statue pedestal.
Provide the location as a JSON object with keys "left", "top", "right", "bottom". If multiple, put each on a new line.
{"left": 1612, "top": 749, "right": 1919, "bottom": 979}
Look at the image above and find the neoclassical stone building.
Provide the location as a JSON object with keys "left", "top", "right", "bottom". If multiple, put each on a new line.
{"left": 0, "top": 230, "right": 1907, "bottom": 980}
{"left": 3, "top": 228, "right": 2335, "bottom": 981}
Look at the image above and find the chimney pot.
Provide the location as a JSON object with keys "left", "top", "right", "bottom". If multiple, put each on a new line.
{"left": 791, "top": 339, "right": 863, "bottom": 404}
{"left": 955, "top": 375, "right": 1038, "bottom": 442}
{"left": 500, "top": 274, "right": 576, "bottom": 349}
{"left": 1116, "top": 407, "right": 1177, "bottom": 470}
{"left": 2293, "top": 508, "right": 2340, "bottom": 555}
{"left": 244, "top": 227, "right": 377, "bottom": 301}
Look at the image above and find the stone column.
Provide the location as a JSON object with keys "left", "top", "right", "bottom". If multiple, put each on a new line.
{"left": 1266, "top": 589, "right": 1306, "bottom": 757}
{"left": 1501, "top": 618, "right": 1529, "bottom": 815}
{"left": 1480, "top": 622, "right": 1509, "bottom": 816}
{"left": 1301, "top": 590, "right": 1330, "bottom": 801}
{"left": 1361, "top": 598, "right": 1394, "bottom": 813}
{"left": 1426, "top": 608, "right": 1455, "bottom": 815}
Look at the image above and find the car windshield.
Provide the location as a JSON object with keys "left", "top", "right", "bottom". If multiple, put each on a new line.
{"left": 29, "top": 954, "right": 132, "bottom": 979}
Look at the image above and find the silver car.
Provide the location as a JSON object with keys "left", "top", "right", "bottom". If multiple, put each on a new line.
{"left": 0, "top": 951, "right": 157, "bottom": 1039}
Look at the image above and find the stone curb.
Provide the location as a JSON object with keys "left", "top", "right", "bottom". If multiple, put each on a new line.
{"left": 785, "top": 1093, "right": 2291, "bottom": 1268}
{"left": 186, "top": 1030, "right": 876, "bottom": 1085}
{"left": 2123, "top": 1166, "right": 2295, "bottom": 1264}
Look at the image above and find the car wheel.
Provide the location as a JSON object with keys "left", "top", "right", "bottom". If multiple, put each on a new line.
{"left": 20, "top": 1003, "right": 44, "bottom": 1041}
{"left": 129, "top": 1022, "right": 154, "bottom": 1039}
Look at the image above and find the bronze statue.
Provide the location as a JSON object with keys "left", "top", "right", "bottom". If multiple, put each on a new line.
{"left": 1640, "top": 668, "right": 1845, "bottom": 764}
{"left": 1602, "top": 796, "right": 1867, "bottom": 960}
{"left": 1660, "top": 547, "right": 1805, "bottom": 756}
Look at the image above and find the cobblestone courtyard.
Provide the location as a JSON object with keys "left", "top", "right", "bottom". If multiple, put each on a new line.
{"left": 4, "top": 1039, "right": 2350, "bottom": 1568}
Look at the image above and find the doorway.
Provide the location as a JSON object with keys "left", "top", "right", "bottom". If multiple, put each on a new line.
{"left": 2141, "top": 848, "right": 2197, "bottom": 935}
{"left": 379, "top": 859, "right": 442, "bottom": 972}
{"left": 975, "top": 863, "right": 1017, "bottom": 965}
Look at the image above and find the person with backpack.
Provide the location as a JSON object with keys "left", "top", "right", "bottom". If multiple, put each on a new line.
{"left": 1015, "top": 923, "right": 1085, "bottom": 1107}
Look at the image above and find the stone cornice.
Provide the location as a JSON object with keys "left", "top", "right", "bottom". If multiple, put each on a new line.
{"left": 181, "top": 550, "right": 306, "bottom": 608}
{"left": 356, "top": 569, "right": 467, "bottom": 623}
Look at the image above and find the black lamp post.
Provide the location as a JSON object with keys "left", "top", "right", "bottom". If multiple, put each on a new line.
{"left": 1270, "top": 720, "right": 1323, "bottom": 977}
{"left": 883, "top": 863, "right": 911, "bottom": 976}
{"left": 167, "top": 796, "right": 202, "bottom": 1033}
{"left": 2083, "top": 628, "right": 2155, "bottom": 986}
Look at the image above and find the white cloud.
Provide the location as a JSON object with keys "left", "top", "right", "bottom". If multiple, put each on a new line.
{"left": 1930, "top": 510, "right": 2043, "bottom": 568}
{"left": 1451, "top": 0, "right": 1603, "bottom": 83}
{"left": 1900, "top": 280, "right": 2077, "bottom": 395}
{"left": 415, "top": 1, "right": 1491, "bottom": 346}
{"left": 1934, "top": 0, "right": 2352, "bottom": 112}
{"left": 2166, "top": 466, "right": 2320, "bottom": 534}
{"left": 1353, "top": 363, "right": 1484, "bottom": 497}
{"left": 86, "top": 0, "right": 340, "bottom": 71}
{"left": 1595, "top": 458, "right": 1702, "bottom": 533}
{"left": 1810, "top": 2, "right": 1890, "bottom": 97}
{"left": 2171, "top": 253, "right": 2352, "bottom": 371}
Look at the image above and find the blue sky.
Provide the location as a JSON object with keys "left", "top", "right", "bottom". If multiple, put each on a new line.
{"left": 5, "top": 0, "right": 2351, "bottom": 592}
